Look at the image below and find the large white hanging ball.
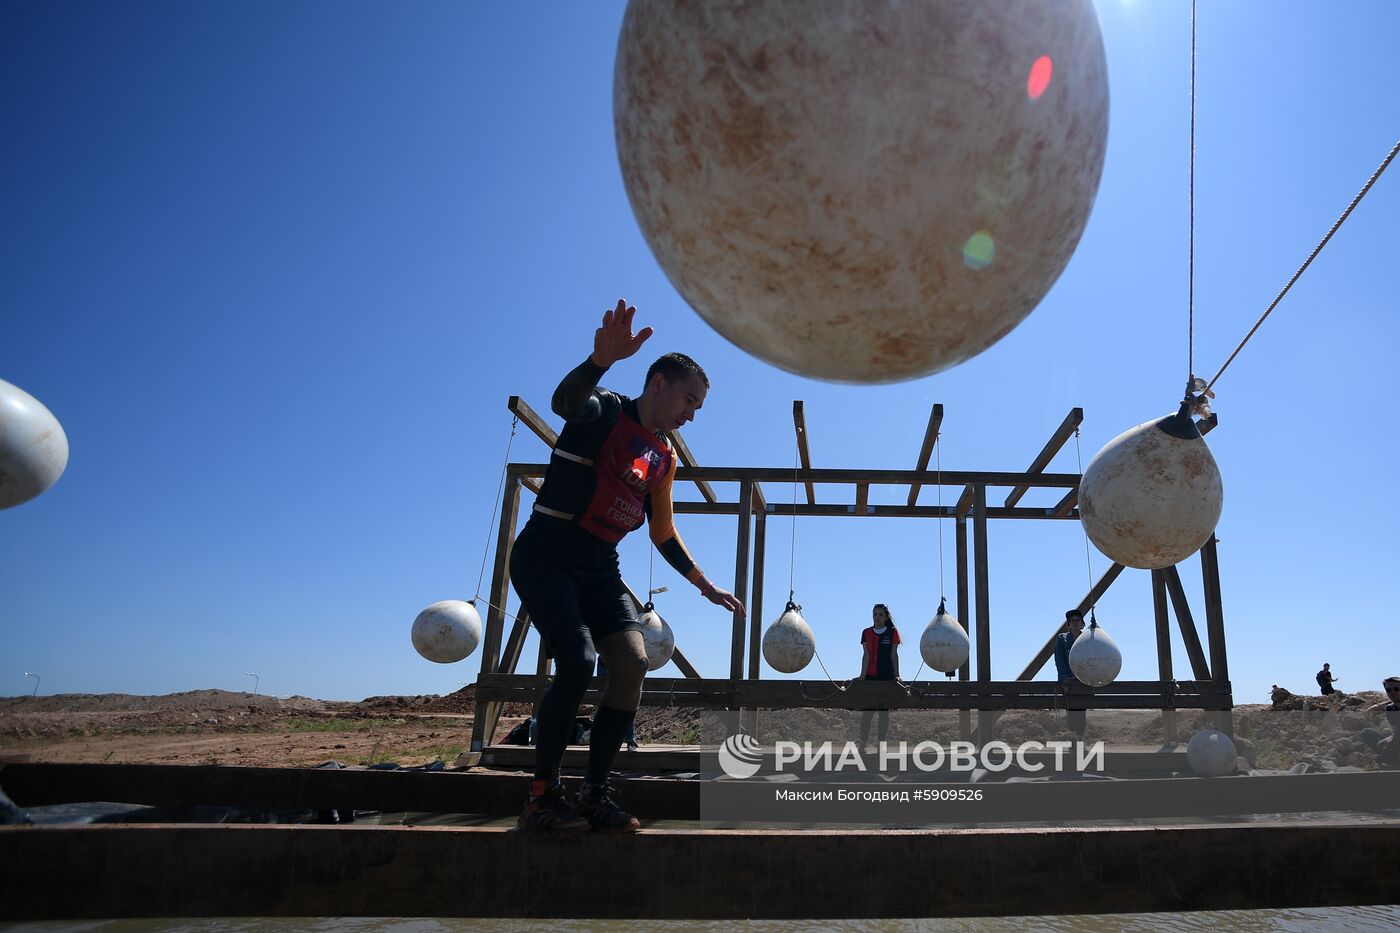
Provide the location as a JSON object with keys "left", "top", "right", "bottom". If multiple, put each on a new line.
{"left": 1186, "top": 728, "right": 1238, "bottom": 777}
{"left": 615, "top": 0, "right": 1110, "bottom": 383}
{"left": 920, "top": 604, "right": 969, "bottom": 673}
{"left": 1068, "top": 623, "right": 1122, "bottom": 687}
{"left": 0, "top": 379, "right": 70, "bottom": 510}
{"left": 638, "top": 606, "right": 675, "bottom": 672}
{"left": 762, "top": 604, "right": 816, "bottom": 674}
{"left": 1078, "top": 409, "right": 1224, "bottom": 570}
{"left": 411, "top": 600, "right": 482, "bottom": 664}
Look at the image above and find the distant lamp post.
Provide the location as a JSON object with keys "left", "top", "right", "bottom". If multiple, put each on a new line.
{"left": 23, "top": 672, "right": 39, "bottom": 697}
{"left": 244, "top": 672, "right": 259, "bottom": 695}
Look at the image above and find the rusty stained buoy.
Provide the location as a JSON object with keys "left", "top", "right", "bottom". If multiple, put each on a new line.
{"left": 614, "top": 0, "right": 1110, "bottom": 382}
{"left": 762, "top": 602, "right": 816, "bottom": 673}
{"left": 638, "top": 604, "right": 676, "bottom": 671}
{"left": 1078, "top": 406, "right": 1224, "bottom": 570}
{"left": 411, "top": 600, "right": 482, "bottom": 664}
{"left": 0, "top": 378, "right": 69, "bottom": 510}
{"left": 919, "top": 599, "right": 969, "bottom": 673}
{"left": 1068, "top": 620, "right": 1122, "bottom": 687}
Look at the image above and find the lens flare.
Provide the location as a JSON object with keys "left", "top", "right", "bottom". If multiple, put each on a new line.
{"left": 962, "top": 231, "right": 995, "bottom": 270}
{"left": 1027, "top": 55, "right": 1053, "bottom": 100}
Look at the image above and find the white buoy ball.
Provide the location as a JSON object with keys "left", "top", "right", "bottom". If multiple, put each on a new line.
{"left": 411, "top": 600, "right": 482, "bottom": 664}
{"left": 615, "top": 0, "right": 1110, "bottom": 383}
{"left": 920, "top": 607, "right": 970, "bottom": 673}
{"left": 1186, "top": 728, "right": 1238, "bottom": 777}
{"left": 762, "top": 605, "right": 816, "bottom": 674}
{"left": 638, "top": 608, "right": 675, "bottom": 672}
{"left": 1078, "top": 411, "right": 1224, "bottom": 570}
{"left": 1068, "top": 624, "right": 1122, "bottom": 687}
{"left": 0, "top": 379, "right": 70, "bottom": 510}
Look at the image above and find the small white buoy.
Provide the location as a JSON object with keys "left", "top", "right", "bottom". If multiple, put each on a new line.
{"left": 411, "top": 600, "right": 482, "bottom": 664}
{"left": 614, "top": 0, "right": 1110, "bottom": 382}
{"left": 638, "top": 603, "right": 675, "bottom": 672}
{"left": 1186, "top": 727, "right": 1238, "bottom": 776}
{"left": 762, "top": 601, "right": 816, "bottom": 673}
{"left": 0, "top": 379, "right": 70, "bottom": 509}
{"left": 1069, "top": 619, "right": 1122, "bottom": 687}
{"left": 1078, "top": 404, "right": 1224, "bottom": 570}
{"left": 919, "top": 598, "right": 970, "bottom": 673}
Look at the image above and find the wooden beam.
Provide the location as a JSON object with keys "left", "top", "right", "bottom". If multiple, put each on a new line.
{"left": 498, "top": 608, "right": 532, "bottom": 676}
{"left": 854, "top": 482, "right": 869, "bottom": 514}
{"left": 665, "top": 428, "right": 718, "bottom": 504}
{"left": 521, "top": 475, "right": 542, "bottom": 495}
{"left": 955, "top": 484, "right": 975, "bottom": 519}
{"left": 468, "top": 475, "right": 522, "bottom": 754}
{"left": 510, "top": 463, "right": 1082, "bottom": 488}
{"left": 905, "top": 403, "right": 945, "bottom": 506}
{"left": 1152, "top": 570, "right": 1179, "bottom": 743}
{"left": 1163, "top": 566, "right": 1212, "bottom": 680}
{"left": 1016, "top": 563, "right": 1127, "bottom": 681}
{"left": 1051, "top": 487, "right": 1077, "bottom": 518}
{"left": 1005, "top": 408, "right": 1084, "bottom": 508}
{"left": 507, "top": 396, "right": 558, "bottom": 446}
{"left": 1201, "top": 535, "right": 1229, "bottom": 683}
{"left": 972, "top": 485, "right": 991, "bottom": 738}
{"left": 681, "top": 502, "right": 1080, "bottom": 521}
{"left": 792, "top": 401, "right": 815, "bottom": 504}
{"left": 474, "top": 673, "right": 1236, "bottom": 710}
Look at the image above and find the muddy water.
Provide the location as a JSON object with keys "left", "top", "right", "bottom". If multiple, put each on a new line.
{"left": 7, "top": 909, "right": 1400, "bottom": 932}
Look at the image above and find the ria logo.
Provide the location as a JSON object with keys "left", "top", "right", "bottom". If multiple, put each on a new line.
{"left": 717, "top": 733, "right": 763, "bottom": 779}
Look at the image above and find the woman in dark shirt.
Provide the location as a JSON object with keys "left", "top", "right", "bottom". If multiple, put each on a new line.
{"left": 857, "top": 604, "right": 901, "bottom": 750}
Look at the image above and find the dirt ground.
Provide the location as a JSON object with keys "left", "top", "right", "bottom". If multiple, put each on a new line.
{"left": 0, "top": 685, "right": 1393, "bottom": 771}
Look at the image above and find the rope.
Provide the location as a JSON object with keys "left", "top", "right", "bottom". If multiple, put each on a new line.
{"left": 473, "top": 416, "right": 519, "bottom": 603}
{"left": 1207, "top": 136, "right": 1400, "bottom": 391}
{"left": 1188, "top": 0, "right": 1197, "bottom": 385}
{"left": 788, "top": 432, "right": 799, "bottom": 603}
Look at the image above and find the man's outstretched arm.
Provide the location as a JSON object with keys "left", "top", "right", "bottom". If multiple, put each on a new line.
{"left": 648, "top": 458, "right": 746, "bottom": 616}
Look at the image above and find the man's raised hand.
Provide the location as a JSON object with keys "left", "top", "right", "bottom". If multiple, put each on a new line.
{"left": 590, "top": 298, "right": 653, "bottom": 368}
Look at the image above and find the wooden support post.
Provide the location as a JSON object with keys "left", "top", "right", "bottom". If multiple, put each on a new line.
{"left": 1016, "top": 563, "right": 1126, "bottom": 680}
{"left": 744, "top": 511, "right": 766, "bottom": 736}
{"left": 792, "top": 401, "right": 815, "bottom": 505}
{"left": 731, "top": 480, "right": 754, "bottom": 682}
{"left": 905, "top": 403, "right": 944, "bottom": 506}
{"left": 973, "top": 484, "right": 992, "bottom": 741}
{"left": 956, "top": 513, "right": 971, "bottom": 740}
{"left": 1152, "top": 570, "right": 1178, "bottom": 744}
{"left": 469, "top": 474, "right": 522, "bottom": 755}
{"left": 1200, "top": 535, "right": 1233, "bottom": 736}
{"left": 854, "top": 483, "right": 869, "bottom": 514}
{"left": 1051, "top": 487, "right": 1078, "bottom": 518}
{"left": 749, "top": 513, "right": 766, "bottom": 680}
{"left": 1163, "top": 566, "right": 1212, "bottom": 680}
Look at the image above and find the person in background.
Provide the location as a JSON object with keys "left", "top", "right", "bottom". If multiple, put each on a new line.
{"left": 857, "top": 604, "right": 901, "bottom": 750}
{"left": 1316, "top": 663, "right": 1339, "bottom": 695}
{"left": 1053, "top": 609, "right": 1087, "bottom": 738}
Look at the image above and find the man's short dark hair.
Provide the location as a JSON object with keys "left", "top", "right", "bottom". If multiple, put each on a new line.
{"left": 646, "top": 353, "right": 709, "bottom": 390}
{"left": 1066, "top": 609, "right": 1084, "bottom": 621}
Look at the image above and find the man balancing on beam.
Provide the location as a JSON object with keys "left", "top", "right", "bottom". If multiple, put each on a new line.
{"left": 509, "top": 298, "right": 746, "bottom": 834}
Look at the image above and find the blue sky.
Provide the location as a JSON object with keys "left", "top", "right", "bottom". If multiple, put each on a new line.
{"left": 3, "top": 1, "right": 1397, "bottom": 703}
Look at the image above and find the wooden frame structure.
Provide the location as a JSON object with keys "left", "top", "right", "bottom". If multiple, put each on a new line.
{"left": 466, "top": 400, "right": 1232, "bottom": 757}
